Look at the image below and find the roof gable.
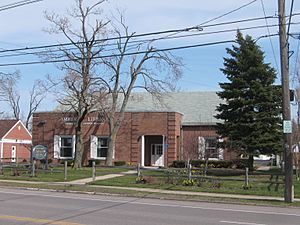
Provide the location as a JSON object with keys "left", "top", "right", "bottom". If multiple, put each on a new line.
{"left": 3, "top": 120, "right": 32, "bottom": 140}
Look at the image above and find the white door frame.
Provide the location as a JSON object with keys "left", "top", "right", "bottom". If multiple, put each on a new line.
{"left": 141, "top": 135, "right": 145, "bottom": 167}
{"left": 141, "top": 135, "right": 165, "bottom": 167}
{"left": 11, "top": 146, "right": 16, "bottom": 162}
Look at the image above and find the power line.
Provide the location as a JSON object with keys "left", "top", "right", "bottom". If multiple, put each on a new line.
{"left": 1, "top": 21, "right": 296, "bottom": 59}
{"left": 292, "top": 39, "right": 300, "bottom": 87}
{"left": 0, "top": 13, "right": 287, "bottom": 55}
{"left": 0, "top": 26, "right": 202, "bottom": 54}
{"left": 199, "top": 0, "right": 258, "bottom": 26}
{"left": 0, "top": 11, "right": 298, "bottom": 66}
{"left": 160, "top": 0, "right": 259, "bottom": 41}
{"left": 260, "top": 0, "right": 279, "bottom": 71}
{"left": 1, "top": 19, "right": 299, "bottom": 62}
{"left": 0, "top": 0, "right": 43, "bottom": 12}
{"left": 0, "top": 40, "right": 235, "bottom": 67}
{"left": 287, "top": 0, "right": 295, "bottom": 42}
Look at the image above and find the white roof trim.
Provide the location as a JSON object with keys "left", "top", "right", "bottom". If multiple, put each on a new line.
{"left": 2, "top": 120, "right": 32, "bottom": 139}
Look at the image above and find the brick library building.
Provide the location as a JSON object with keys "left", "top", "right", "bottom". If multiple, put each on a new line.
{"left": 32, "top": 92, "right": 234, "bottom": 167}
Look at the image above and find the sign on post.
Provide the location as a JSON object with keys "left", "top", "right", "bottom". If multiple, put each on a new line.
{"left": 32, "top": 145, "right": 48, "bottom": 160}
{"left": 283, "top": 120, "right": 292, "bottom": 134}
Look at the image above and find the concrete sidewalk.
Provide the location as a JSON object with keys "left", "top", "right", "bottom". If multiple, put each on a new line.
{"left": 67, "top": 170, "right": 137, "bottom": 185}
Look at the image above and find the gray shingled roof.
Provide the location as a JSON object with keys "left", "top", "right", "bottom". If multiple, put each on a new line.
{"left": 125, "top": 92, "right": 224, "bottom": 125}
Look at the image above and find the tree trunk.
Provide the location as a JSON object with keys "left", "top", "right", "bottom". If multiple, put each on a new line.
{"left": 73, "top": 126, "right": 83, "bottom": 169}
{"left": 248, "top": 155, "right": 254, "bottom": 171}
{"left": 106, "top": 131, "right": 117, "bottom": 166}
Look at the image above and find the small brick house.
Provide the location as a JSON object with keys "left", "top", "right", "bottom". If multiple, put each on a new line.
{"left": 0, "top": 120, "right": 32, "bottom": 163}
{"left": 32, "top": 92, "right": 234, "bottom": 166}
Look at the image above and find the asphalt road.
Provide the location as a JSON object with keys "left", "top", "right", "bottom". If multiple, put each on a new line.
{"left": 0, "top": 187, "right": 299, "bottom": 225}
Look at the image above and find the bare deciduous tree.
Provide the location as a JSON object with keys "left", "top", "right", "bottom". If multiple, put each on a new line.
{"left": 0, "top": 71, "right": 21, "bottom": 120}
{"left": 44, "top": 0, "right": 109, "bottom": 168}
{"left": 44, "top": 0, "right": 182, "bottom": 167}
{"left": 0, "top": 72, "right": 47, "bottom": 130}
{"left": 100, "top": 16, "right": 182, "bottom": 166}
{"left": 25, "top": 80, "right": 48, "bottom": 129}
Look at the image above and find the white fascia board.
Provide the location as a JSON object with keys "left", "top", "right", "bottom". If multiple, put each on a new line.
{"left": 1, "top": 139, "right": 32, "bottom": 144}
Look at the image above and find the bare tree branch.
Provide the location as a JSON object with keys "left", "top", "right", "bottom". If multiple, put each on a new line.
{"left": 44, "top": 0, "right": 109, "bottom": 168}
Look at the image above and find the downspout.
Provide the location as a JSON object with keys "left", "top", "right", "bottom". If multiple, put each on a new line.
{"left": 180, "top": 125, "right": 183, "bottom": 160}
{"left": 162, "top": 135, "right": 165, "bottom": 166}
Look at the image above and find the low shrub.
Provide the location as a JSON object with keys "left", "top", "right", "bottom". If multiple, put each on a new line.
{"left": 88, "top": 160, "right": 104, "bottom": 167}
{"left": 60, "top": 160, "right": 74, "bottom": 167}
{"left": 190, "top": 160, "right": 233, "bottom": 169}
{"left": 114, "top": 161, "right": 126, "bottom": 166}
{"left": 172, "top": 159, "right": 251, "bottom": 169}
{"left": 136, "top": 176, "right": 146, "bottom": 184}
{"left": 182, "top": 179, "right": 197, "bottom": 186}
{"left": 171, "top": 160, "right": 186, "bottom": 168}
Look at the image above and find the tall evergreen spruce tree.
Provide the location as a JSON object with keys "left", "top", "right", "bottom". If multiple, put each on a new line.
{"left": 215, "top": 31, "right": 282, "bottom": 170}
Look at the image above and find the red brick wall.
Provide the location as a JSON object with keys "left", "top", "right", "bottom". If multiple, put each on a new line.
{"left": 182, "top": 125, "right": 234, "bottom": 161}
{"left": 2, "top": 143, "right": 31, "bottom": 162}
{"left": 32, "top": 111, "right": 183, "bottom": 166}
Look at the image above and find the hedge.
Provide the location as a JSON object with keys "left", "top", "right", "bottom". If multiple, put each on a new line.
{"left": 171, "top": 159, "right": 250, "bottom": 169}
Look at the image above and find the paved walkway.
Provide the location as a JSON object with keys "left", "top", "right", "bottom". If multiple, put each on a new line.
{"left": 0, "top": 170, "right": 299, "bottom": 202}
{"left": 67, "top": 170, "right": 137, "bottom": 185}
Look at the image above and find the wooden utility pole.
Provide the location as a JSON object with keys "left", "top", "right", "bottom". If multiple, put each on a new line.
{"left": 278, "top": 0, "right": 294, "bottom": 203}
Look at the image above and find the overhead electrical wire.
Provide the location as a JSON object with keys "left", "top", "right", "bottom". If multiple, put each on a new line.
{"left": 0, "top": 0, "right": 297, "bottom": 72}
{"left": 287, "top": 0, "right": 295, "bottom": 43}
{"left": 156, "top": 0, "right": 259, "bottom": 41}
{"left": 1, "top": 21, "right": 299, "bottom": 59}
{"left": 1, "top": 20, "right": 300, "bottom": 66}
{"left": 260, "top": 0, "right": 279, "bottom": 71}
{"left": 0, "top": 0, "right": 43, "bottom": 12}
{"left": 198, "top": 0, "right": 258, "bottom": 26}
{"left": 0, "top": 13, "right": 292, "bottom": 55}
{"left": 2, "top": 11, "right": 299, "bottom": 59}
{"left": 0, "top": 40, "right": 235, "bottom": 67}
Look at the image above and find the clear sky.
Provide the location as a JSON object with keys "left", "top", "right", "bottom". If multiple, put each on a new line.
{"left": 0, "top": 0, "right": 299, "bottom": 116}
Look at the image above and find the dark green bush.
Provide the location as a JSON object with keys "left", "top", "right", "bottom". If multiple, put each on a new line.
{"left": 114, "top": 161, "right": 126, "bottom": 166}
{"left": 60, "top": 160, "right": 74, "bottom": 166}
{"left": 172, "top": 159, "right": 250, "bottom": 169}
{"left": 190, "top": 160, "right": 233, "bottom": 169}
{"left": 88, "top": 160, "right": 103, "bottom": 167}
{"left": 171, "top": 160, "right": 186, "bottom": 168}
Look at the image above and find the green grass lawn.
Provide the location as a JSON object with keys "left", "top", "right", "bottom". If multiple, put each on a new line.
{"left": 2, "top": 165, "right": 300, "bottom": 199}
{"left": 91, "top": 169, "right": 300, "bottom": 198}
{"left": 0, "top": 166, "right": 129, "bottom": 182}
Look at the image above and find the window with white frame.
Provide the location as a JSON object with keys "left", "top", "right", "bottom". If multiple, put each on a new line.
{"left": 54, "top": 135, "right": 75, "bottom": 159}
{"left": 97, "top": 137, "right": 108, "bottom": 158}
{"left": 90, "top": 135, "right": 110, "bottom": 159}
{"left": 205, "top": 137, "right": 218, "bottom": 159}
{"left": 198, "top": 136, "right": 221, "bottom": 160}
